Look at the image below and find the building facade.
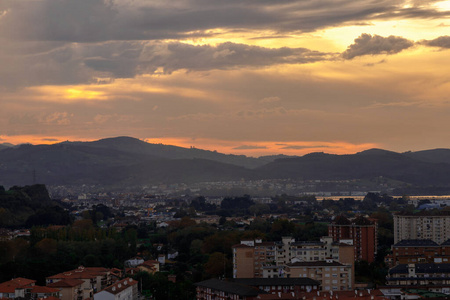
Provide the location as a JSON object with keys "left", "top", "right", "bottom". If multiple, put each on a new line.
{"left": 232, "top": 237, "right": 347, "bottom": 279}
{"left": 328, "top": 216, "right": 377, "bottom": 262}
{"left": 386, "top": 263, "right": 450, "bottom": 293}
{"left": 285, "top": 260, "right": 354, "bottom": 291}
{"left": 94, "top": 278, "right": 138, "bottom": 300}
{"left": 394, "top": 213, "right": 450, "bottom": 244}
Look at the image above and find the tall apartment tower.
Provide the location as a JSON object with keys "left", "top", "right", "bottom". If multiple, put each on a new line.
{"left": 394, "top": 212, "right": 450, "bottom": 244}
{"left": 328, "top": 215, "right": 377, "bottom": 263}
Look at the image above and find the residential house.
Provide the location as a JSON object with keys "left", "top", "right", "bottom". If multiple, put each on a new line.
{"left": 0, "top": 278, "right": 36, "bottom": 299}
{"left": 93, "top": 278, "right": 138, "bottom": 300}
{"left": 46, "top": 266, "right": 112, "bottom": 298}
{"left": 137, "top": 260, "right": 160, "bottom": 274}
{"left": 29, "top": 286, "right": 60, "bottom": 299}
{"left": 47, "top": 279, "right": 85, "bottom": 300}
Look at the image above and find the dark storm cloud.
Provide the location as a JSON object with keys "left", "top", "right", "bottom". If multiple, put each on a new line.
{"left": 84, "top": 41, "right": 328, "bottom": 77}
{"left": 1, "top": 0, "right": 448, "bottom": 43}
{"left": 421, "top": 36, "right": 450, "bottom": 48}
{"left": 0, "top": 40, "right": 330, "bottom": 87}
{"left": 342, "top": 34, "right": 414, "bottom": 59}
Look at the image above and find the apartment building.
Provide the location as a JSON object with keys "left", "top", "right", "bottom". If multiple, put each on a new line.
{"left": 195, "top": 278, "right": 261, "bottom": 300}
{"left": 46, "top": 266, "right": 113, "bottom": 299}
{"left": 232, "top": 237, "right": 354, "bottom": 280}
{"left": 285, "top": 260, "right": 354, "bottom": 291}
{"left": 47, "top": 279, "right": 85, "bottom": 300}
{"left": 388, "top": 239, "right": 450, "bottom": 267}
{"left": 328, "top": 215, "right": 377, "bottom": 262}
{"left": 386, "top": 263, "right": 450, "bottom": 293}
{"left": 194, "top": 278, "right": 320, "bottom": 300}
{"left": 394, "top": 212, "right": 450, "bottom": 244}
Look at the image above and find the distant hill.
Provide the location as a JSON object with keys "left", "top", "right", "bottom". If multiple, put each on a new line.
{"left": 66, "top": 136, "right": 265, "bottom": 168}
{"left": 404, "top": 149, "right": 450, "bottom": 164}
{"left": 256, "top": 149, "right": 450, "bottom": 185}
{"left": 0, "top": 143, "right": 13, "bottom": 151}
{"left": 0, "top": 138, "right": 259, "bottom": 187}
{"left": 0, "top": 137, "right": 450, "bottom": 189}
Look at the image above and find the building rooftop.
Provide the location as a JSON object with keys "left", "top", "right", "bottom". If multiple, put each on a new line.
{"left": 194, "top": 278, "right": 263, "bottom": 297}
{"left": 287, "top": 261, "right": 345, "bottom": 267}
{"left": 29, "top": 286, "right": 60, "bottom": 294}
{"left": 101, "top": 278, "right": 137, "bottom": 295}
{"left": 389, "top": 263, "right": 450, "bottom": 275}
{"left": 232, "top": 278, "right": 320, "bottom": 287}
{"left": 47, "top": 279, "right": 85, "bottom": 288}
{"left": 0, "top": 277, "right": 36, "bottom": 293}
{"left": 394, "top": 239, "right": 439, "bottom": 247}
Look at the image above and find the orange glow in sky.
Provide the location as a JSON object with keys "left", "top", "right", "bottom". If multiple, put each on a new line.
{"left": 2, "top": 0, "right": 450, "bottom": 156}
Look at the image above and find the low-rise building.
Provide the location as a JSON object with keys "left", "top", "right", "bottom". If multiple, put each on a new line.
{"left": 29, "top": 286, "right": 60, "bottom": 299}
{"left": 137, "top": 260, "right": 160, "bottom": 274}
{"left": 47, "top": 279, "right": 85, "bottom": 300}
{"left": 46, "top": 266, "right": 112, "bottom": 298}
{"left": 0, "top": 278, "right": 36, "bottom": 299}
{"left": 386, "top": 263, "right": 450, "bottom": 292}
{"left": 94, "top": 278, "right": 138, "bottom": 300}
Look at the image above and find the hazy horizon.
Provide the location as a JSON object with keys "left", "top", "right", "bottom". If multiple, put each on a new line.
{"left": 1, "top": 136, "right": 447, "bottom": 158}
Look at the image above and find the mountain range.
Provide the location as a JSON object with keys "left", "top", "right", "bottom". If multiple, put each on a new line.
{"left": 1, "top": 137, "right": 450, "bottom": 191}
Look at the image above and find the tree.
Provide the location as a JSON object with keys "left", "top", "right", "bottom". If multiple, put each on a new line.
{"left": 204, "top": 252, "right": 230, "bottom": 277}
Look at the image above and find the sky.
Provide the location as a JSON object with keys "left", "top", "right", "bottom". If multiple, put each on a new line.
{"left": 1, "top": 0, "right": 450, "bottom": 157}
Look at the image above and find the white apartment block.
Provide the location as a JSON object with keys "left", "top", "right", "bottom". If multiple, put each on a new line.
{"left": 233, "top": 236, "right": 347, "bottom": 279}
{"left": 394, "top": 214, "right": 450, "bottom": 244}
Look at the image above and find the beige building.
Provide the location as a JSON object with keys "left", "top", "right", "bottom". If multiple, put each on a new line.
{"left": 47, "top": 279, "right": 84, "bottom": 300}
{"left": 285, "top": 260, "right": 353, "bottom": 291}
{"left": 394, "top": 213, "right": 450, "bottom": 244}
{"left": 232, "top": 237, "right": 354, "bottom": 281}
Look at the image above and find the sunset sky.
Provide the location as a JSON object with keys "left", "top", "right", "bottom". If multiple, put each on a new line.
{"left": 1, "top": 0, "right": 450, "bottom": 157}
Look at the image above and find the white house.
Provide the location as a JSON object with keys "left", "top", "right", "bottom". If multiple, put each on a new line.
{"left": 94, "top": 278, "right": 138, "bottom": 300}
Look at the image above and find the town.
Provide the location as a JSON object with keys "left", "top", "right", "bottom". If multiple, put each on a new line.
{"left": 2, "top": 184, "right": 450, "bottom": 299}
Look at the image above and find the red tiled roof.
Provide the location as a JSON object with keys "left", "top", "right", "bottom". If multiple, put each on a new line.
{"left": 30, "top": 286, "right": 60, "bottom": 294}
{"left": 47, "top": 266, "right": 109, "bottom": 280}
{"left": 47, "top": 279, "right": 84, "bottom": 288}
{"left": 0, "top": 277, "right": 36, "bottom": 293}
{"left": 10, "top": 278, "right": 35, "bottom": 286}
{"left": 0, "top": 285, "right": 17, "bottom": 293}
{"left": 99, "top": 278, "right": 137, "bottom": 295}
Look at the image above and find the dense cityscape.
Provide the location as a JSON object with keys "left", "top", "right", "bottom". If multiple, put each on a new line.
{"left": 2, "top": 183, "right": 450, "bottom": 299}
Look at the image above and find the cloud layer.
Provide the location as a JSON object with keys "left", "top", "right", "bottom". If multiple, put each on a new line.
{"left": 2, "top": 0, "right": 450, "bottom": 156}
{"left": 342, "top": 34, "right": 414, "bottom": 59}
